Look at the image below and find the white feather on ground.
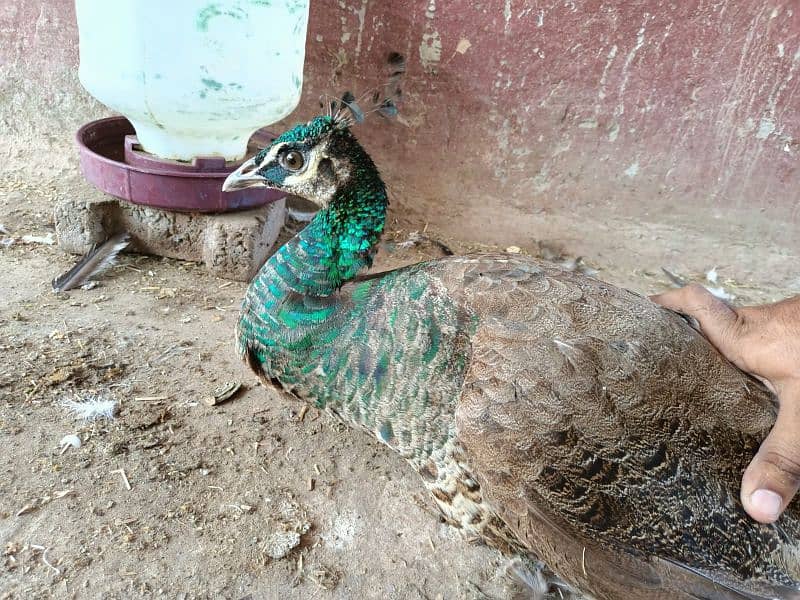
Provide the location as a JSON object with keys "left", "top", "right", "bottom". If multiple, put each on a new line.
{"left": 663, "top": 266, "right": 736, "bottom": 302}
{"left": 61, "top": 395, "right": 117, "bottom": 422}
{"left": 21, "top": 233, "right": 55, "bottom": 245}
{"left": 704, "top": 267, "right": 736, "bottom": 300}
{"left": 397, "top": 231, "right": 423, "bottom": 248}
{"left": 59, "top": 434, "right": 82, "bottom": 454}
{"left": 502, "top": 557, "right": 585, "bottom": 600}
{"left": 706, "top": 286, "right": 736, "bottom": 301}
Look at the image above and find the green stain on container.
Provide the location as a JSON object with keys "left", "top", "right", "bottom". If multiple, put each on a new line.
{"left": 287, "top": 0, "right": 305, "bottom": 15}
{"left": 202, "top": 78, "right": 224, "bottom": 91}
{"left": 197, "top": 4, "right": 246, "bottom": 31}
{"left": 197, "top": 4, "right": 221, "bottom": 30}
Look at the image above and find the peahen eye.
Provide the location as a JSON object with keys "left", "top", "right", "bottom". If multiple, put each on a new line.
{"left": 282, "top": 150, "right": 305, "bottom": 171}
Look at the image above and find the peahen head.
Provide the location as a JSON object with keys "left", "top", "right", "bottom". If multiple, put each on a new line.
{"left": 222, "top": 115, "right": 385, "bottom": 210}
{"left": 224, "top": 114, "right": 389, "bottom": 292}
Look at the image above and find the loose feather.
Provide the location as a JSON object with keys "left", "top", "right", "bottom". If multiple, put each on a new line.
{"left": 375, "top": 51, "right": 405, "bottom": 119}
{"left": 341, "top": 90, "right": 365, "bottom": 123}
{"left": 52, "top": 232, "right": 130, "bottom": 292}
{"left": 381, "top": 51, "right": 405, "bottom": 111}
{"left": 60, "top": 395, "right": 117, "bottom": 421}
{"left": 661, "top": 266, "right": 687, "bottom": 287}
{"left": 332, "top": 51, "right": 407, "bottom": 126}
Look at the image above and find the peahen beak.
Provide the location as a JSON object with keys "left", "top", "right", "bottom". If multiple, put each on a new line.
{"left": 222, "top": 157, "right": 266, "bottom": 192}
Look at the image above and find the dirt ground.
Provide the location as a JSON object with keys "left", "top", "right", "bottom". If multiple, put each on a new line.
{"left": 1, "top": 164, "right": 798, "bottom": 600}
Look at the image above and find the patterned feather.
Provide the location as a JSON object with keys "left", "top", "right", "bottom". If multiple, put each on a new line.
{"left": 52, "top": 232, "right": 130, "bottom": 292}
{"left": 328, "top": 52, "right": 406, "bottom": 126}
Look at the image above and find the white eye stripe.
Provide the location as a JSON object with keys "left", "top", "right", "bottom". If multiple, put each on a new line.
{"left": 256, "top": 143, "right": 285, "bottom": 169}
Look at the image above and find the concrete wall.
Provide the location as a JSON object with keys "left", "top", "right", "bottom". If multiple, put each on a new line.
{"left": 2, "top": 1, "right": 798, "bottom": 252}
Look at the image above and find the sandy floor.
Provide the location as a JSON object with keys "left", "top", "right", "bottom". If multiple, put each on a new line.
{"left": 0, "top": 168, "right": 797, "bottom": 600}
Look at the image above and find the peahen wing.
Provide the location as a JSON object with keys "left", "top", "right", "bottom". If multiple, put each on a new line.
{"left": 239, "top": 258, "right": 475, "bottom": 468}
{"left": 445, "top": 255, "right": 800, "bottom": 600}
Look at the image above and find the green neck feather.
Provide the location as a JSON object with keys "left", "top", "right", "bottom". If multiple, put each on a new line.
{"left": 238, "top": 124, "right": 389, "bottom": 367}
{"left": 258, "top": 141, "right": 388, "bottom": 300}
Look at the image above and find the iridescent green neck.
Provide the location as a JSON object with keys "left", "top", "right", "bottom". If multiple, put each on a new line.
{"left": 264, "top": 169, "right": 387, "bottom": 298}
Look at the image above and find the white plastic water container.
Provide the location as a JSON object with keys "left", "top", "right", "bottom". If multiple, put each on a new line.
{"left": 75, "top": 0, "right": 309, "bottom": 161}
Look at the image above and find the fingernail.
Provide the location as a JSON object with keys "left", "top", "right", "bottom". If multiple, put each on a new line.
{"left": 751, "top": 489, "right": 783, "bottom": 521}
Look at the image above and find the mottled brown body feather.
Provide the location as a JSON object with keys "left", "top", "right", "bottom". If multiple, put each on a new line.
{"left": 439, "top": 255, "right": 799, "bottom": 599}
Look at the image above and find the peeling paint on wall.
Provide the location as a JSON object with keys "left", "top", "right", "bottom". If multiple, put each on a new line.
{"left": 615, "top": 16, "right": 648, "bottom": 119}
{"left": 756, "top": 117, "right": 776, "bottom": 140}
{"left": 419, "top": 31, "right": 442, "bottom": 72}
{"left": 608, "top": 122, "right": 620, "bottom": 142}
{"left": 353, "top": 0, "right": 367, "bottom": 62}
{"left": 597, "top": 45, "right": 618, "bottom": 103}
{"left": 419, "top": 0, "right": 441, "bottom": 73}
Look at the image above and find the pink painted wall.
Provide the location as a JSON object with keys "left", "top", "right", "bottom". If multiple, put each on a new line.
{"left": 2, "top": 1, "right": 798, "bottom": 251}
{"left": 297, "top": 1, "right": 800, "bottom": 243}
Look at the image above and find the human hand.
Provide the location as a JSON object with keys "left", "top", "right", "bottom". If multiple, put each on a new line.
{"left": 651, "top": 285, "right": 800, "bottom": 523}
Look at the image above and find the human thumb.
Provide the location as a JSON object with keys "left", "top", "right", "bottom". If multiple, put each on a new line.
{"left": 741, "top": 384, "right": 800, "bottom": 523}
